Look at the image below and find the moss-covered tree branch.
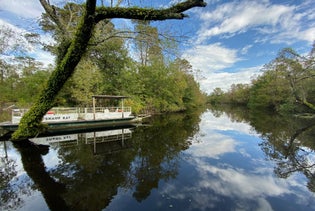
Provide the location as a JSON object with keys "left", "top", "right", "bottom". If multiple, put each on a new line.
{"left": 95, "top": 0, "right": 206, "bottom": 22}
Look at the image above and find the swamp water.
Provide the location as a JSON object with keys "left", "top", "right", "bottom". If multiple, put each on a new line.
{"left": 1, "top": 108, "right": 315, "bottom": 210}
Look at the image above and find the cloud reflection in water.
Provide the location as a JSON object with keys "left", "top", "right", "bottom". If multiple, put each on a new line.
{"left": 159, "top": 111, "right": 315, "bottom": 210}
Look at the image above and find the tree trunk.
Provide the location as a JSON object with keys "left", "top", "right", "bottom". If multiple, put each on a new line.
{"left": 12, "top": 0, "right": 97, "bottom": 139}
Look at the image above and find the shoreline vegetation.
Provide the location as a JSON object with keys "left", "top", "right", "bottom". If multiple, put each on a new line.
{"left": 207, "top": 45, "right": 315, "bottom": 116}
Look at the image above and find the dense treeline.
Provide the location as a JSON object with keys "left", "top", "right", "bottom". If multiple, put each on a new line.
{"left": 208, "top": 44, "right": 315, "bottom": 114}
{"left": 0, "top": 3, "right": 206, "bottom": 115}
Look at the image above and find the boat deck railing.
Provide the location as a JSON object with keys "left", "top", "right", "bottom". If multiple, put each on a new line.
{"left": 80, "top": 107, "right": 131, "bottom": 114}
{"left": 12, "top": 107, "right": 132, "bottom": 116}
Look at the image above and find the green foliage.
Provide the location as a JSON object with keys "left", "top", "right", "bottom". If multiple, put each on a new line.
{"left": 0, "top": 57, "right": 51, "bottom": 107}
{"left": 88, "top": 22, "right": 131, "bottom": 95}
{"left": 228, "top": 84, "right": 250, "bottom": 105}
{"left": 207, "top": 88, "right": 224, "bottom": 105}
{"left": 248, "top": 70, "right": 292, "bottom": 111}
{"left": 1, "top": 20, "right": 204, "bottom": 118}
{"left": 210, "top": 44, "right": 315, "bottom": 114}
{"left": 65, "top": 59, "right": 103, "bottom": 106}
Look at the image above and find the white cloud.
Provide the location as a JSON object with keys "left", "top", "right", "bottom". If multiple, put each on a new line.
{"left": 0, "top": 19, "right": 55, "bottom": 67}
{"left": 196, "top": 0, "right": 315, "bottom": 44}
{"left": 240, "top": 45, "right": 253, "bottom": 55}
{"left": 0, "top": 19, "right": 35, "bottom": 53}
{"left": 299, "top": 28, "right": 315, "bottom": 43}
{"left": 31, "top": 50, "right": 55, "bottom": 67}
{"left": 181, "top": 42, "right": 263, "bottom": 92}
{"left": 182, "top": 43, "right": 240, "bottom": 72}
{"left": 189, "top": 134, "right": 237, "bottom": 159}
{"left": 0, "top": 0, "right": 44, "bottom": 19}
{"left": 200, "top": 66, "right": 262, "bottom": 92}
{"left": 197, "top": 1, "right": 293, "bottom": 42}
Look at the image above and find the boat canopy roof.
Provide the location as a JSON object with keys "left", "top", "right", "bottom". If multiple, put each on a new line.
{"left": 92, "top": 95, "right": 129, "bottom": 99}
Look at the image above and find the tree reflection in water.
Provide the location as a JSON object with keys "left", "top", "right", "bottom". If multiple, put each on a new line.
{"left": 260, "top": 123, "right": 315, "bottom": 192}
{"left": 131, "top": 113, "right": 195, "bottom": 202}
{"left": 13, "top": 140, "right": 69, "bottom": 210}
{"left": 0, "top": 141, "right": 20, "bottom": 210}
{"left": 1, "top": 110, "right": 202, "bottom": 210}
{"left": 211, "top": 105, "right": 315, "bottom": 193}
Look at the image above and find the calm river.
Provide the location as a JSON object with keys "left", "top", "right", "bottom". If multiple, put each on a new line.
{"left": 1, "top": 108, "right": 315, "bottom": 210}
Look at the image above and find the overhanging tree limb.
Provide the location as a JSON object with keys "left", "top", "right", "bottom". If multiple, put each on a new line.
{"left": 95, "top": 0, "right": 206, "bottom": 22}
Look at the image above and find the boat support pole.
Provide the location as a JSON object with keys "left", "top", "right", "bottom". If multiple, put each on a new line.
{"left": 122, "top": 98, "right": 124, "bottom": 118}
{"left": 93, "top": 96, "right": 96, "bottom": 120}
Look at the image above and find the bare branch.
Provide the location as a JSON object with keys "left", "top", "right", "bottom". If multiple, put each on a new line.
{"left": 39, "top": 0, "right": 67, "bottom": 34}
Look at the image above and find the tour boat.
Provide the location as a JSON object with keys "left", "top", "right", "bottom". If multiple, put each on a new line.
{"left": 0, "top": 95, "right": 147, "bottom": 136}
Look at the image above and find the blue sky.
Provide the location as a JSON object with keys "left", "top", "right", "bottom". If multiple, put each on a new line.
{"left": 0, "top": 0, "right": 314, "bottom": 93}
